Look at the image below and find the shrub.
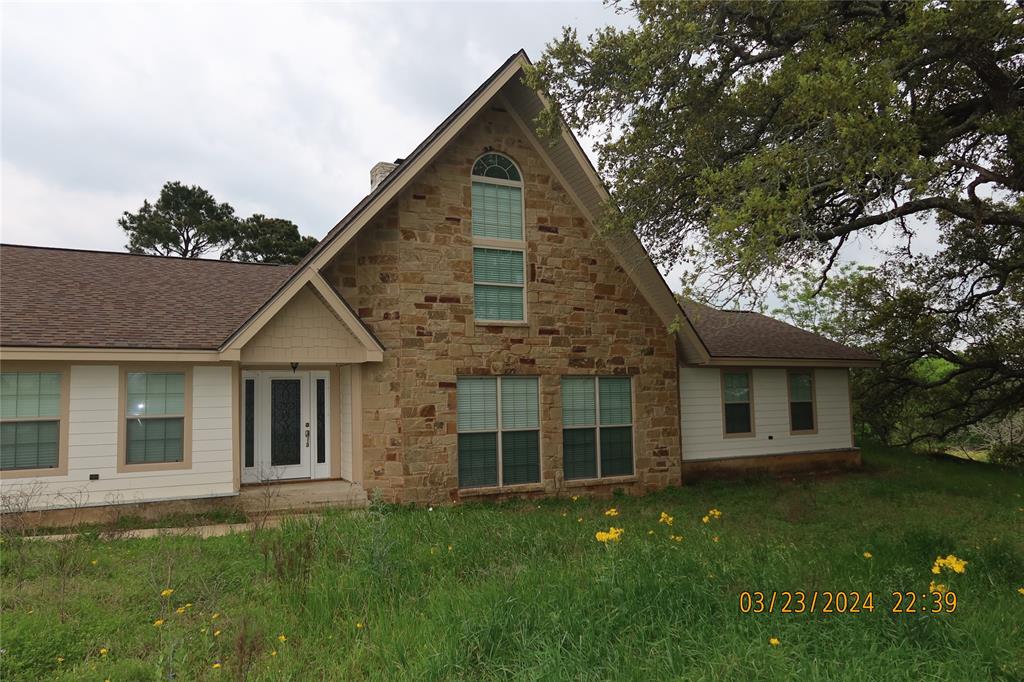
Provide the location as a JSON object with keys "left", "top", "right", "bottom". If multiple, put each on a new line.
{"left": 988, "top": 442, "right": 1024, "bottom": 467}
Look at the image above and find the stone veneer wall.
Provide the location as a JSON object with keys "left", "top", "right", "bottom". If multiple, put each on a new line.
{"left": 322, "top": 104, "right": 680, "bottom": 504}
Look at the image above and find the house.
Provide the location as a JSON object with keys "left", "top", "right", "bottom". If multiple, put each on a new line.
{"left": 0, "top": 51, "right": 877, "bottom": 513}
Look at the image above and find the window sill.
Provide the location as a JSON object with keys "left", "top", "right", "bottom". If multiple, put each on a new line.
{"left": 458, "top": 482, "right": 545, "bottom": 497}
{"left": 564, "top": 475, "right": 638, "bottom": 488}
{"left": 0, "top": 465, "right": 67, "bottom": 480}
{"left": 475, "top": 320, "right": 530, "bottom": 328}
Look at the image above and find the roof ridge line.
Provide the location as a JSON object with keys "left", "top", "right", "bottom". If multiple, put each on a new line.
{"left": 0, "top": 243, "right": 295, "bottom": 267}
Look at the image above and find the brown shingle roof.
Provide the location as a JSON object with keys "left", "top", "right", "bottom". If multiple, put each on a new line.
{"left": 680, "top": 300, "right": 877, "bottom": 363}
{"left": 1, "top": 245, "right": 294, "bottom": 350}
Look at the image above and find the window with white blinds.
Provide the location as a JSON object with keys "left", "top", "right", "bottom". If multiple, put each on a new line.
{"left": 561, "top": 376, "right": 633, "bottom": 480}
{"left": 457, "top": 376, "right": 539, "bottom": 488}
{"left": 471, "top": 153, "right": 526, "bottom": 322}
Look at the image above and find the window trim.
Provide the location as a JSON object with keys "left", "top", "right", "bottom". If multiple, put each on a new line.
{"left": 0, "top": 363, "right": 70, "bottom": 479}
{"left": 470, "top": 152, "right": 528, "bottom": 325}
{"left": 787, "top": 369, "right": 818, "bottom": 435}
{"left": 720, "top": 368, "right": 755, "bottom": 439}
{"left": 456, "top": 375, "right": 542, "bottom": 489}
{"left": 117, "top": 365, "right": 193, "bottom": 473}
{"left": 561, "top": 375, "right": 637, "bottom": 481}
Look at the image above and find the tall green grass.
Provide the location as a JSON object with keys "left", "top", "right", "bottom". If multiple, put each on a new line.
{"left": 1, "top": 446, "right": 1022, "bottom": 680}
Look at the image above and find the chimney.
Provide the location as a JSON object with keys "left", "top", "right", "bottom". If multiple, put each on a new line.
{"left": 370, "top": 160, "right": 399, "bottom": 190}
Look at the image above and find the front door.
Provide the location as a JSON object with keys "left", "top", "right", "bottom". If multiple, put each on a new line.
{"left": 266, "top": 373, "right": 310, "bottom": 480}
{"left": 242, "top": 370, "right": 331, "bottom": 483}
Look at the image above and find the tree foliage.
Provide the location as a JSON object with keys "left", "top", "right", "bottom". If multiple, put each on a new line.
{"left": 220, "top": 214, "right": 319, "bottom": 265}
{"left": 529, "top": 0, "right": 1023, "bottom": 442}
{"left": 120, "top": 181, "right": 317, "bottom": 263}
{"left": 119, "top": 181, "right": 237, "bottom": 258}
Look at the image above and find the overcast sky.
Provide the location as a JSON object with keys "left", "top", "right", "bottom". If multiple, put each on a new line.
{"left": 1, "top": 2, "right": 626, "bottom": 248}
{"left": 2, "top": 2, "right": 936, "bottom": 297}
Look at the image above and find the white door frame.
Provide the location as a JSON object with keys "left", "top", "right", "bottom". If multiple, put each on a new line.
{"left": 241, "top": 370, "right": 332, "bottom": 483}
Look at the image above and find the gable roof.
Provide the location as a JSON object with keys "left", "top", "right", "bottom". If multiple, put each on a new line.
{"left": 681, "top": 300, "right": 878, "bottom": 365}
{"left": 250, "top": 49, "right": 712, "bottom": 364}
{"left": 0, "top": 244, "right": 294, "bottom": 350}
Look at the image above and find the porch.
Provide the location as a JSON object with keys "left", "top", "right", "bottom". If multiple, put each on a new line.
{"left": 239, "top": 478, "right": 368, "bottom": 514}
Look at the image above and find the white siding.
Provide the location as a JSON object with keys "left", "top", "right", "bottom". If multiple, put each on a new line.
{"left": 0, "top": 365, "right": 235, "bottom": 511}
{"left": 680, "top": 366, "right": 853, "bottom": 460}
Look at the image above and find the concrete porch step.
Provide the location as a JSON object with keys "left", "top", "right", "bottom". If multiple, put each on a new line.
{"left": 239, "top": 479, "right": 369, "bottom": 514}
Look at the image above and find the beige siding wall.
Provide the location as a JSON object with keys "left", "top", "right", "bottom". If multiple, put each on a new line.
{"left": 680, "top": 367, "right": 853, "bottom": 460}
{"left": 1, "top": 365, "right": 235, "bottom": 511}
{"left": 240, "top": 284, "right": 364, "bottom": 364}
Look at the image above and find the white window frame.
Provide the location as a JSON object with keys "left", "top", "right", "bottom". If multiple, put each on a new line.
{"left": 471, "top": 154, "right": 528, "bottom": 325}
{"left": 562, "top": 376, "right": 636, "bottom": 480}
{"left": 457, "top": 375, "right": 542, "bottom": 488}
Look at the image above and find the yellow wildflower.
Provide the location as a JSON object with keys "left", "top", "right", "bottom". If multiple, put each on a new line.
{"left": 212, "top": 612, "right": 221, "bottom": 620}
{"left": 99, "top": 647, "right": 108, "bottom": 656}
{"left": 214, "top": 629, "right": 222, "bottom": 637}
{"left": 863, "top": 551, "right": 873, "bottom": 559}
{"left": 670, "top": 534, "right": 683, "bottom": 542}
{"left": 160, "top": 588, "right": 174, "bottom": 598}
{"left": 932, "top": 554, "right": 967, "bottom": 575}
{"left": 595, "top": 527, "right": 624, "bottom": 543}
{"left": 185, "top": 603, "right": 192, "bottom": 608}
{"left": 769, "top": 637, "right": 780, "bottom": 647}
{"left": 712, "top": 536, "right": 719, "bottom": 543}
{"left": 270, "top": 650, "right": 278, "bottom": 657}
{"left": 90, "top": 559, "right": 98, "bottom": 566}
{"left": 577, "top": 517, "right": 583, "bottom": 523}
{"left": 604, "top": 508, "right": 619, "bottom": 517}
{"left": 278, "top": 634, "right": 287, "bottom": 643}
{"left": 356, "top": 622, "right": 364, "bottom": 629}
{"left": 176, "top": 606, "right": 186, "bottom": 615}
{"left": 929, "top": 581, "right": 947, "bottom": 595}
{"left": 658, "top": 511, "right": 673, "bottom": 526}
{"left": 212, "top": 662, "right": 222, "bottom": 669}
{"left": 647, "top": 529, "right": 655, "bottom": 535}
{"left": 571, "top": 495, "right": 579, "bottom": 502}
{"left": 56, "top": 656, "right": 64, "bottom": 663}
{"left": 702, "top": 516, "right": 709, "bottom": 524}
{"left": 1016, "top": 587, "right": 1024, "bottom": 597}
{"left": 709, "top": 509, "right": 722, "bottom": 518}
{"left": 153, "top": 619, "right": 165, "bottom": 627}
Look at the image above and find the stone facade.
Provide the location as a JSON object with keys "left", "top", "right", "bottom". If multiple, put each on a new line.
{"left": 322, "top": 104, "right": 681, "bottom": 504}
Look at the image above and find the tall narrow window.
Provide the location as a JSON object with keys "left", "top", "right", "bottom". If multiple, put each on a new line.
{"left": 457, "top": 376, "right": 540, "bottom": 488}
{"left": 316, "top": 378, "right": 326, "bottom": 464}
{"left": 1, "top": 371, "right": 63, "bottom": 471}
{"left": 125, "top": 371, "right": 186, "bottom": 464}
{"left": 561, "top": 376, "right": 633, "bottom": 480}
{"left": 471, "top": 153, "right": 525, "bottom": 322}
{"left": 788, "top": 370, "right": 816, "bottom": 433}
{"left": 722, "top": 370, "right": 753, "bottom": 436}
{"left": 244, "top": 378, "right": 255, "bottom": 469}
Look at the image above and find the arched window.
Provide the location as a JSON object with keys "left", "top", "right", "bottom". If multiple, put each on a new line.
{"left": 470, "top": 152, "right": 525, "bottom": 322}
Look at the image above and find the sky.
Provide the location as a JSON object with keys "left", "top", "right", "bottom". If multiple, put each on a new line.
{"left": 1, "top": 2, "right": 626, "bottom": 250}
{"left": 1, "top": 1, "right": 937, "bottom": 297}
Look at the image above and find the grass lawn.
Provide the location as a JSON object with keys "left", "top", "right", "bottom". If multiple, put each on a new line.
{"left": 1, "top": 446, "right": 1022, "bottom": 681}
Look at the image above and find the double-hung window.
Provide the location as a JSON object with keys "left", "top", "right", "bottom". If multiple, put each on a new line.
{"left": 561, "top": 376, "right": 634, "bottom": 480}
{"left": 722, "top": 369, "right": 754, "bottom": 436}
{"left": 457, "top": 376, "right": 540, "bottom": 488}
{"left": 788, "top": 370, "right": 816, "bottom": 433}
{"left": 125, "top": 371, "right": 188, "bottom": 465}
{"left": 1, "top": 371, "right": 63, "bottom": 472}
{"left": 471, "top": 153, "right": 526, "bottom": 322}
